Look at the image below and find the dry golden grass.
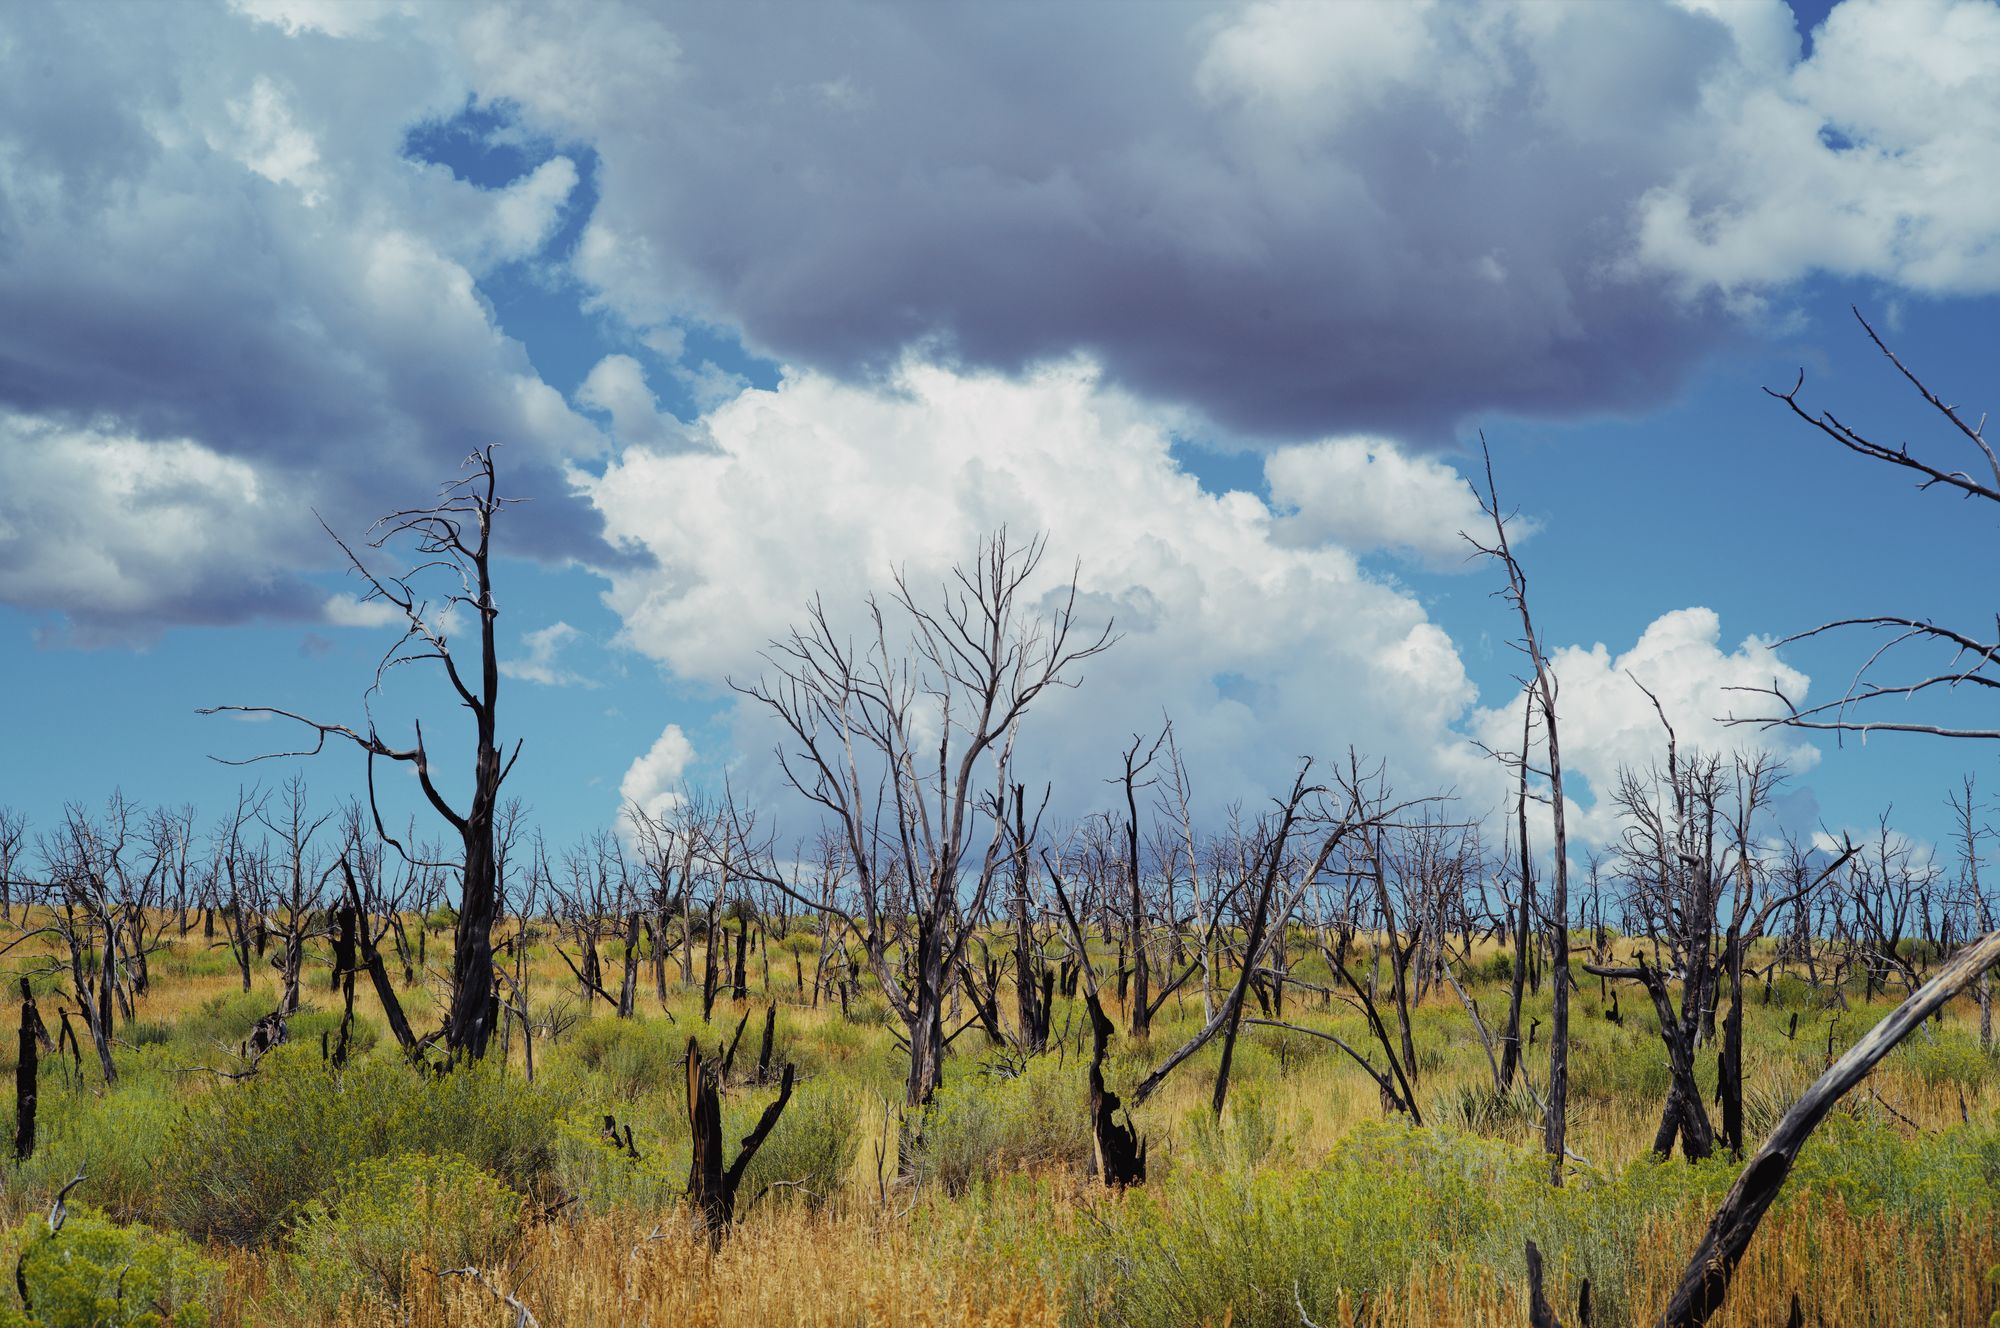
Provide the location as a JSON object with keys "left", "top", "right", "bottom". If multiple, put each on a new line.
{"left": 1, "top": 915, "right": 1995, "bottom": 1326}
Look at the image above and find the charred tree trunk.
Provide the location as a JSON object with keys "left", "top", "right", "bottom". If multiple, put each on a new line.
{"left": 15, "top": 980, "right": 38, "bottom": 1161}
{"left": 683, "top": 1038, "right": 796, "bottom": 1242}
{"left": 1085, "top": 988, "right": 1145, "bottom": 1186}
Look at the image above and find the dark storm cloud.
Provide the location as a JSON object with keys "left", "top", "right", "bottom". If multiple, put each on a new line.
{"left": 502, "top": 1, "right": 1749, "bottom": 442}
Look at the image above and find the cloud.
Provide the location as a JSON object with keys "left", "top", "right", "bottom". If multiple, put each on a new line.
{"left": 589, "top": 359, "right": 1831, "bottom": 839}
{"left": 1634, "top": 0, "right": 2000, "bottom": 299}
{"left": 0, "top": 412, "right": 320, "bottom": 646}
{"left": 1266, "top": 437, "right": 1522, "bottom": 571}
{"left": 1454, "top": 606, "right": 1820, "bottom": 847}
{"left": 467, "top": 0, "right": 1742, "bottom": 443}
{"left": 501, "top": 620, "right": 596, "bottom": 687}
{"left": 620, "top": 723, "right": 696, "bottom": 822}
{"left": 587, "top": 356, "right": 1484, "bottom": 817}
{"left": 0, "top": 2, "right": 607, "bottom": 640}
{"left": 7, "top": 0, "right": 1999, "bottom": 647}
{"left": 448, "top": 0, "right": 1996, "bottom": 445}
{"left": 320, "top": 594, "right": 399, "bottom": 629}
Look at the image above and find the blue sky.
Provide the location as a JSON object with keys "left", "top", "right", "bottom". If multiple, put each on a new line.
{"left": 3, "top": 0, "right": 1998, "bottom": 871}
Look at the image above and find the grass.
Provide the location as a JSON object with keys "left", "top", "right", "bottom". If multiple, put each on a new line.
{"left": 0, "top": 915, "right": 1993, "bottom": 1326}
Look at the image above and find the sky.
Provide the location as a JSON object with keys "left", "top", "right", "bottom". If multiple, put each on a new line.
{"left": 3, "top": 0, "right": 1999, "bottom": 872}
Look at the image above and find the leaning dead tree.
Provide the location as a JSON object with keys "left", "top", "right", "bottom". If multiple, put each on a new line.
{"left": 734, "top": 530, "right": 1113, "bottom": 1110}
{"left": 203, "top": 447, "right": 521, "bottom": 1061}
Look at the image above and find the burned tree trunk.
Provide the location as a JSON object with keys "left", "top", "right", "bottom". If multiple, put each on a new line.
{"left": 331, "top": 902, "right": 359, "bottom": 1067}
{"left": 1654, "top": 928, "right": 2000, "bottom": 1327}
{"left": 15, "top": 980, "right": 39, "bottom": 1161}
{"left": 1585, "top": 956, "right": 1713, "bottom": 1161}
{"left": 683, "top": 1038, "right": 796, "bottom": 1240}
{"left": 1085, "top": 989, "right": 1145, "bottom": 1186}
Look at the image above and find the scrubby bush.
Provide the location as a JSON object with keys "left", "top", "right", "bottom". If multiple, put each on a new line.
{"left": 1430, "top": 1081, "right": 1541, "bottom": 1139}
{"left": 567, "top": 1016, "right": 682, "bottom": 1098}
{"left": 910, "top": 1054, "right": 1089, "bottom": 1192}
{"left": 0, "top": 1207, "right": 219, "bottom": 1328}
{"left": 175, "top": 991, "right": 271, "bottom": 1049}
{"left": 1892, "top": 1027, "right": 1991, "bottom": 1088}
{"left": 160, "top": 1045, "right": 557, "bottom": 1245}
{"left": 1182, "top": 1085, "right": 1292, "bottom": 1172}
{"left": 285, "top": 1008, "right": 380, "bottom": 1059}
{"left": 16, "top": 1076, "right": 183, "bottom": 1223}
{"left": 734, "top": 1075, "right": 861, "bottom": 1205}
{"left": 282, "top": 1152, "right": 524, "bottom": 1314}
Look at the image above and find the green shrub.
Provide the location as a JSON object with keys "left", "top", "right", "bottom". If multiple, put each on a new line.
{"left": 1183, "top": 1085, "right": 1293, "bottom": 1172}
{"left": 566, "top": 1017, "right": 681, "bottom": 1098}
{"left": 734, "top": 1075, "right": 860, "bottom": 1206}
{"left": 285, "top": 1008, "right": 380, "bottom": 1059}
{"left": 911, "top": 1054, "right": 1089, "bottom": 1192}
{"left": 160, "top": 1046, "right": 557, "bottom": 1245}
{"left": 158, "top": 946, "right": 232, "bottom": 981}
{"left": 282, "top": 1153, "right": 523, "bottom": 1313}
{"left": 0, "top": 1206, "right": 218, "bottom": 1328}
{"left": 122, "top": 1020, "right": 173, "bottom": 1049}
{"left": 15, "top": 1076, "right": 182, "bottom": 1223}
{"left": 1430, "top": 1082, "right": 1541, "bottom": 1139}
{"left": 174, "top": 991, "right": 270, "bottom": 1049}
{"left": 1892, "top": 1027, "right": 1990, "bottom": 1088}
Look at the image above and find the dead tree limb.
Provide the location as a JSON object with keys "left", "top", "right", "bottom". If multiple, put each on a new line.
{"left": 1654, "top": 927, "right": 2000, "bottom": 1327}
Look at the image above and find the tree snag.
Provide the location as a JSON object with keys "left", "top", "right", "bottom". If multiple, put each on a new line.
{"left": 684, "top": 1037, "right": 795, "bottom": 1240}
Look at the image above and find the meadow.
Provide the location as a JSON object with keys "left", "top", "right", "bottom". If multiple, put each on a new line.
{"left": 0, "top": 913, "right": 1992, "bottom": 1328}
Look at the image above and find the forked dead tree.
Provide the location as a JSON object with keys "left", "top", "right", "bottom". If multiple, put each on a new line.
{"left": 683, "top": 1037, "right": 795, "bottom": 1240}
{"left": 735, "top": 530, "right": 1113, "bottom": 1110}
{"left": 203, "top": 448, "right": 521, "bottom": 1061}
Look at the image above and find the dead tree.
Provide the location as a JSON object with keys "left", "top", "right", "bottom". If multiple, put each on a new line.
{"left": 734, "top": 531, "right": 1113, "bottom": 1110}
{"left": 1661, "top": 309, "right": 2000, "bottom": 1324}
{"left": 204, "top": 447, "right": 521, "bottom": 1061}
{"left": 15, "top": 978, "right": 39, "bottom": 1160}
{"left": 1468, "top": 442, "right": 1574, "bottom": 1183}
{"left": 1124, "top": 762, "right": 1389, "bottom": 1113}
{"left": 260, "top": 777, "right": 334, "bottom": 1017}
{"left": 1654, "top": 929, "right": 2000, "bottom": 1327}
{"left": 1113, "top": 729, "right": 1167, "bottom": 1039}
{"left": 0, "top": 809, "right": 24, "bottom": 923}
{"left": 1949, "top": 778, "right": 1995, "bottom": 1049}
{"left": 1047, "top": 864, "right": 1145, "bottom": 1184}
{"left": 683, "top": 1038, "right": 795, "bottom": 1239}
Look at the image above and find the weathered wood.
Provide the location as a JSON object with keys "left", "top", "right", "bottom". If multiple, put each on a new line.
{"left": 1654, "top": 928, "right": 2000, "bottom": 1328}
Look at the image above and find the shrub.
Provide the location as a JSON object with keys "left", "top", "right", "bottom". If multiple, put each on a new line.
{"left": 285, "top": 1007, "right": 381, "bottom": 1060}
{"left": 1430, "top": 1082, "right": 1542, "bottom": 1139}
{"left": 175, "top": 991, "right": 271, "bottom": 1050}
{"left": 910, "top": 1054, "right": 1089, "bottom": 1192}
{"left": 160, "top": 1046, "right": 557, "bottom": 1245}
{"left": 0, "top": 1206, "right": 219, "bottom": 1328}
{"left": 282, "top": 1152, "right": 524, "bottom": 1313}
{"left": 566, "top": 1017, "right": 681, "bottom": 1098}
{"left": 734, "top": 1075, "right": 861, "bottom": 1206}
{"left": 15, "top": 1076, "right": 182, "bottom": 1223}
{"left": 1892, "top": 1027, "right": 1990, "bottom": 1089}
{"left": 1183, "top": 1085, "right": 1293, "bottom": 1172}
